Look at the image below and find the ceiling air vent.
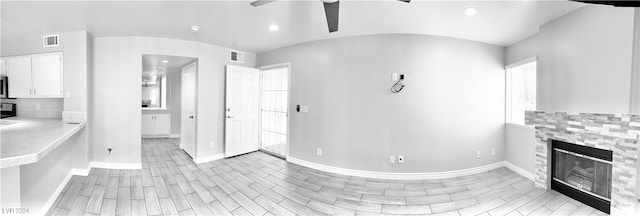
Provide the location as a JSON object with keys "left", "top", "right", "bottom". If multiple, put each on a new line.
{"left": 43, "top": 34, "right": 59, "bottom": 47}
{"left": 230, "top": 50, "right": 244, "bottom": 63}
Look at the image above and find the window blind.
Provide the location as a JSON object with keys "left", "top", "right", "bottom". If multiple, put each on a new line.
{"left": 506, "top": 59, "right": 537, "bottom": 125}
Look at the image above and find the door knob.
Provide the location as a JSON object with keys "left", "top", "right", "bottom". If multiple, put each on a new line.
{"left": 189, "top": 116, "right": 194, "bottom": 119}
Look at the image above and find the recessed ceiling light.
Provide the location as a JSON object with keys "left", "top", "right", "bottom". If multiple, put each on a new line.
{"left": 190, "top": 25, "right": 199, "bottom": 33}
{"left": 157, "top": 66, "right": 162, "bottom": 69}
{"left": 162, "top": 60, "right": 169, "bottom": 63}
{"left": 269, "top": 24, "right": 279, "bottom": 32}
{"left": 464, "top": 7, "right": 477, "bottom": 16}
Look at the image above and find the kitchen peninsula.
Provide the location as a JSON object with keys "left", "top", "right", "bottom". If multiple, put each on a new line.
{"left": 1, "top": 117, "right": 87, "bottom": 215}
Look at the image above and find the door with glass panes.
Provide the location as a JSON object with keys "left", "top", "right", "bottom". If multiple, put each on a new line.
{"left": 259, "top": 65, "right": 289, "bottom": 158}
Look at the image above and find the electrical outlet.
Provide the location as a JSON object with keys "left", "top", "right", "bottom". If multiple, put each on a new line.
{"left": 392, "top": 73, "right": 399, "bottom": 81}
{"left": 36, "top": 103, "right": 41, "bottom": 110}
{"left": 398, "top": 155, "right": 404, "bottom": 164}
{"left": 389, "top": 155, "right": 396, "bottom": 164}
{"left": 107, "top": 147, "right": 113, "bottom": 155}
{"left": 476, "top": 151, "right": 481, "bottom": 159}
{"left": 491, "top": 148, "right": 496, "bottom": 156}
{"left": 210, "top": 141, "right": 214, "bottom": 148}
{"left": 316, "top": 148, "right": 322, "bottom": 156}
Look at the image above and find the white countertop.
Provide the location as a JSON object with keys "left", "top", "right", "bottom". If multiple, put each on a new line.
{"left": 0, "top": 117, "right": 86, "bottom": 169}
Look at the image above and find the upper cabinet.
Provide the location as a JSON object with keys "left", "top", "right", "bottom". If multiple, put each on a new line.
{"left": 7, "top": 56, "right": 33, "bottom": 98}
{"left": 6, "top": 52, "right": 63, "bottom": 98}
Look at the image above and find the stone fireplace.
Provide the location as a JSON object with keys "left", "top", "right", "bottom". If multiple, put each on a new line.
{"left": 526, "top": 111, "right": 639, "bottom": 215}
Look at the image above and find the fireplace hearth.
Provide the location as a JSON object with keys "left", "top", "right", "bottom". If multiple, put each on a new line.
{"left": 551, "top": 139, "right": 612, "bottom": 213}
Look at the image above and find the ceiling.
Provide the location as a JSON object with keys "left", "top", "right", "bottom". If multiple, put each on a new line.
{"left": 1, "top": 0, "right": 585, "bottom": 53}
{"left": 142, "top": 54, "right": 196, "bottom": 83}
{"left": 143, "top": 55, "right": 196, "bottom": 72}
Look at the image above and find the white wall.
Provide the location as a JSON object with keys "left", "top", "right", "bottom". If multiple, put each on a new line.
{"left": 505, "top": 34, "right": 538, "bottom": 66}
{"left": 538, "top": 6, "right": 635, "bottom": 114}
{"left": 504, "top": 6, "right": 636, "bottom": 175}
{"left": 92, "top": 37, "right": 255, "bottom": 164}
{"left": 257, "top": 34, "right": 505, "bottom": 173}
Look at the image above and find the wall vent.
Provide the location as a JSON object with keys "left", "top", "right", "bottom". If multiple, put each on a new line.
{"left": 43, "top": 34, "right": 60, "bottom": 47}
{"left": 230, "top": 50, "right": 244, "bottom": 63}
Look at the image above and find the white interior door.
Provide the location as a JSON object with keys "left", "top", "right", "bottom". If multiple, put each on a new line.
{"left": 225, "top": 65, "right": 260, "bottom": 157}
{"left": 181, "top": 62, "right": 197, "bottom": 158}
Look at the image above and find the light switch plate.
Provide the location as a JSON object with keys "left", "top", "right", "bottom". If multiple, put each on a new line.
{"left": 316, "top": 148, "right": 322, "bottom": 156}
{"left": 300, "top": 105, "right": 309, "bottom": 113}
{"left": 66, "top": 91, "right": 71, "bottom": 98}
{"left": 491, "top": 148, "right": 495, "bottom": 156}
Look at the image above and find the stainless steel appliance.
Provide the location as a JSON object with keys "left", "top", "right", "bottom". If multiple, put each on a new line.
{"left": 0, "top": 103, "right": 16, "bottom": 119}
{"left": 0, "top": 75, "right": 7, "bottom": 99}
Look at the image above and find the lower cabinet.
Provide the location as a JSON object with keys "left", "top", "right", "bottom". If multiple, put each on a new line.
{"left": 142, "top": 114, "right": 170, "bottom": 136}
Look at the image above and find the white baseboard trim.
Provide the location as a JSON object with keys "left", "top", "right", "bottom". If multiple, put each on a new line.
{"left": 40, "top": 167, "right": 90, "bottom": 215}
{"left": 89, "top": 161, "right": 142, "bottom": 170}
{"left": 70, "top": 168, "right": 90, "bottom": 176}
{"left": 169, "top": 134, "right": 181, "bottom": 138}
{"left": 287, "top": 157, "right": 507, "bottom": 180}
{"left": 502, "top": 161, "right": 536, "bottom": 181}
{"left": 142, "top": 134, "right": 173, "bottom": 138}
{"left": 194, "top": 153, "right": 225, "bottom": 164}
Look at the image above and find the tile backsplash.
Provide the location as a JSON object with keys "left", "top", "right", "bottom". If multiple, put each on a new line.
{"left": 0, "top": 98, "right": 63, "bottom": 118}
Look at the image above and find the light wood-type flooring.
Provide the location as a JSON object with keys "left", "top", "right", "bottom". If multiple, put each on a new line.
{"left": 261, "top": 143, "right": 286, "bottom": 158}
{"left": 46, "top": 138, "right": 608, "bottom": 215}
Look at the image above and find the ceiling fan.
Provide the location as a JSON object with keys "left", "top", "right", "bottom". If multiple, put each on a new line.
{"left": 250, "top": 0, "right": 411, "bottom": 33}
{"left": 570, "top": 1, "right": 640, "bottom": 7}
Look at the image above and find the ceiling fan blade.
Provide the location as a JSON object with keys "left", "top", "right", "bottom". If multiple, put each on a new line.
{"left": 250, "top": 0, "right": 278, "bottom": 7}
{"left": 323, "top": 0, "right": 340, "bottom": 33}
{"left": 397, "top": 0, "right": 411, "bottom": 3}
{"left": 570, "top": 0, "right": 640, "bottom": 7}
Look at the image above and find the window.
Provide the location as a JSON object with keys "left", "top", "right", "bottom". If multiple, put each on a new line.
{"left": 506, "top": 57, "right": 537, "bottom": 125}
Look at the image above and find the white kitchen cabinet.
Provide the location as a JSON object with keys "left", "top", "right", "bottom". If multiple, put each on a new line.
{"left": 6, "top": 56, "right": 33, "bottom": 98}
{"left": 141, "top": 114, "right": 155, "bottom": 135}
{"left": 32, "top": 53, "right": 63, "bottom": 97}
{"left": 6, "top": 52, "right": 63, "bottom": 98}
{"left": 142, "top": 114, "right": 171, "bottom": 136}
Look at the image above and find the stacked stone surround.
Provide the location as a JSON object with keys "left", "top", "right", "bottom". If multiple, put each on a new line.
{"left": 525, "top": 111, "right": 639, "bottom": 216}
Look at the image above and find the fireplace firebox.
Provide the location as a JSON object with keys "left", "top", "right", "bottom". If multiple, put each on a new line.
{"left": 551, "top": 139, "right": 613, "bottom": 213}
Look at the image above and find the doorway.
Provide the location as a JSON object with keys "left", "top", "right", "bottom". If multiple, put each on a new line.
{"left": 258, "top": 64, "right": 290, "bottom": 158}
{"left": 140, "top": 54, "right": 198, "bottom": 159}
